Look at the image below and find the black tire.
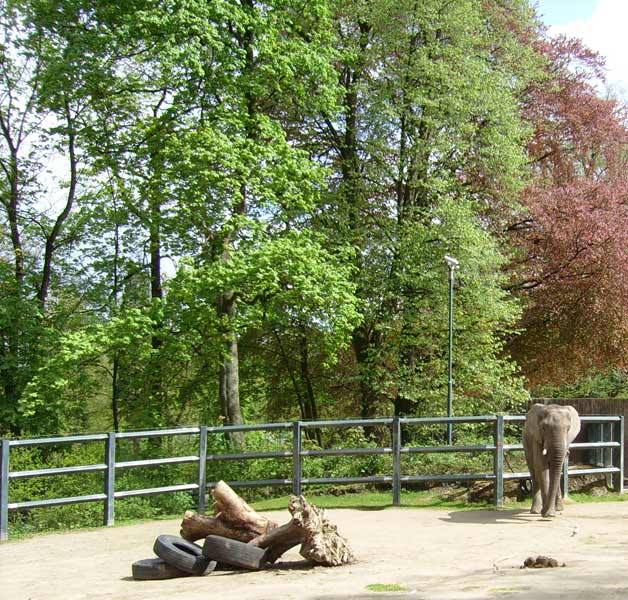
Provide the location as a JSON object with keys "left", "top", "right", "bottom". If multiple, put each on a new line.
{"left": 153, "top": 534, "right": 217, "bottom": 576}
{"left": 131, "top": 557, "right": 191, "bottom": 580}
{"left": 202, "top": 535, "right": 268, "bottom": 570}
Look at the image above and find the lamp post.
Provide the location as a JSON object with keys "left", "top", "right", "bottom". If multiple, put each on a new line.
{"left": 444, "top": 255, "right": 459, "bottom": 445}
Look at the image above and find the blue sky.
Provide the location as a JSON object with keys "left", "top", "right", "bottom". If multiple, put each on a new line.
{"left": 534, "top": 0, "right": 597, "bottom": 26}
{"left": 534, "top": 0, "right": 628, "bottom": 96}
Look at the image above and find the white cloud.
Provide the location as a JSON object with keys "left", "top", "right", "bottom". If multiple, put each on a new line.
{"left": 548, "top": 0, "right": 628, "bottom": 97}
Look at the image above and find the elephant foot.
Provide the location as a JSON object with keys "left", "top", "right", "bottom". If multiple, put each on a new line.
{"left": 541, "top": 509, "right": 556, "bottom": 518}
{"left": 530, "top": 500, "right": 542, "bottom": 514}
{"left": 555, "top": 501, "right": 564, "bottom": 512}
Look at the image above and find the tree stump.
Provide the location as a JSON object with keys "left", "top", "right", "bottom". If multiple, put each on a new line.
{"left": 179, "top": 481, "right": 354, "bottom": 566}
{"left": 250, "top": 494, "right": 354, "bottom": 566}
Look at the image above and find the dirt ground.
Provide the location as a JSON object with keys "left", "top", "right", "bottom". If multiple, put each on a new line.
{"left": 2, "top": 500, "right": 628, "bottom": 600}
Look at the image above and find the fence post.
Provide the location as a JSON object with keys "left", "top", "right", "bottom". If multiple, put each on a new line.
{"left": 493, "top": 416, "right": 504, "bottom": 508}
{"left": 614, "top": 416, "right": 624, "bottom": 494}
{"left": 392, "top": 417, "right": 401, "bottom": 506}
{"left": 292, "top": 421, "right": 302, "bottom": 497}
{"left": 104, "top": 432, "right": 116, "bottom": 527}
{"left": 197, "top": 426, "right": 208, "bottom": 513}
{"left": 0, "top": 440, "right": 9, "bottom": 541}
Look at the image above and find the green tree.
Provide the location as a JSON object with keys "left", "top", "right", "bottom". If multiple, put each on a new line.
{"left": 0, "top": 0, "right": 96, "bottom": 433}
{"left": 14, "top": 0, "right": 360, "bottom": 437}
{"left": 312, "top": 0, "right": 538, "bottom": 419}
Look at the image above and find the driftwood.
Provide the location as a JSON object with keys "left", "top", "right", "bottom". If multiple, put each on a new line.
{"left": 250, "top": 494, "right": 354, "bottom": 566}
{"left": 180, "top": 480, "right": 354, "bottom": 566}
{"left": 180, "top": 480, "right": 278, "bottom": 542}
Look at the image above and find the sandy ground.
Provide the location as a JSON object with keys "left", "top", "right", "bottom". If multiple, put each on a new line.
{"left": 1, "top": 501, "right": 628, "bottom": 600}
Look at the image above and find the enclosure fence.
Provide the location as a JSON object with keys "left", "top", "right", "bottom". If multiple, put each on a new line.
{"left": 1, "top": 414, "right": 624, "bottom": 541}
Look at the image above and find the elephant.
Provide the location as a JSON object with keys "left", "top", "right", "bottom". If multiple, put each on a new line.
{"left": 522, "top": 403, "right": 581, "bottom": 517}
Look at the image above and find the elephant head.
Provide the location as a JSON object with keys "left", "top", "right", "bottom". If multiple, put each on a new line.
{"left": 522, "top": 404, "right": 581, "bottom": 517}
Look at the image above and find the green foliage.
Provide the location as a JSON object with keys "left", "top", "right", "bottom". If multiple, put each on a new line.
{"left": 533, "top": 370, "right": 628, "bottom": 399}
{"left": 0, "top": 0, "right": 604, "bottom": 451}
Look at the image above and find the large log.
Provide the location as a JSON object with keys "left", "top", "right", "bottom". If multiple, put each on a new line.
{"left": 180, "top": 480, "right": 278, "bottom": 542}
{"left": 251, "top": 495, "right": 354, "bottom": 566}
{"left": 178, "top": 481, "right": 354, "bottom": 567}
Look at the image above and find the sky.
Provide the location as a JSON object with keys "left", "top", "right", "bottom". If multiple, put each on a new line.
{"left": 534, "top": 0, "right": 628, "bottom": 97}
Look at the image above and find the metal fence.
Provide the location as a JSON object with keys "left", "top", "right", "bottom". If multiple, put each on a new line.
{"left": 1, "top": 414, "right": 624, "bottom": 541}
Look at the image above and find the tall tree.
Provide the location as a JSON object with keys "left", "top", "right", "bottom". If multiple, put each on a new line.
{"left": 16, "top": 0, "right": 361, "bottom": 437}
{"left": 309, "top": 0, "right": 537, "bottom": 419}
{"left": 508, "top": 35, "right": 628, "bottom": 385}
{"left": 0, "top": 0, "right": 95, "bottom": 432}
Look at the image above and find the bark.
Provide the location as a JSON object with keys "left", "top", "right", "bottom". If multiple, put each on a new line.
{"left": 179, "top": 481, "right": 354, "bottom": 567}
{"left": 37, "top": 98, "right": 77, "bottom": 310}
{"left": 0, "top": 108, "right": 24, "bottom": 284}
{"left": 352, "top": 325, "right": 381, "bottom": 421}
{"left": 250, "top": 494, "right": 354, "bottom": 566}
{"left": 180, "top": 480, "right": 278, "bottom": 543}
{"left": 218, "top": 292, "right": 245, "bottom": 449}
{"left": 299, "top": 333, "right": 322, "bottom": 447}
{"left": 111, "top": 357, "right": 121, "bottom": 432}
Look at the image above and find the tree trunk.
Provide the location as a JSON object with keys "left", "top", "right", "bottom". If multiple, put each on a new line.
{"left": 180, "top": 481, "right": 277, "bottom": 542}
{"left": 218, "top": 292, "right": 245, "bottom": 449}
{"left": 299, "top": 333, "right": 322, "bottom": 447}
{"left": 37, "top": 97, "right": 77, "bottom": 310}
{"left": 111, "top": 357, "right": 121, "bottom": 432}
{"left": 352, "top": 325, "right": 385, "bottom": 442}
{"left": 180, "top": 481, "right": 354, "bottom": 566}
{"left": 250, "top": 494, "right": 354, "bottom": 566}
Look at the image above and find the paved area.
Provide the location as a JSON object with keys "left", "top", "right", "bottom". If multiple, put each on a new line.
{"left": 1, "top": 501, "right": 627, "bottom": 599}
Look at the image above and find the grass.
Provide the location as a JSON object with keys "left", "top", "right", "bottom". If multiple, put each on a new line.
{"left": 365, "top": 583, "right": 410, "bottom": 593}
{"left": 7, "top": 486, "right": 628, "bottom": 541}
{"left": 250, "top": 489, "right": 493, "bottom": 512}
{"left": 250, "top": 486, "right": 628, "bottom": 513}
{"left": 567, "top": 491, "right": 628, "bottom": 504}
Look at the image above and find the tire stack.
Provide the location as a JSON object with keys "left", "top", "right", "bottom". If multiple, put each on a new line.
{"left": 132, "top": 534, "right": 269, "bottom": 580}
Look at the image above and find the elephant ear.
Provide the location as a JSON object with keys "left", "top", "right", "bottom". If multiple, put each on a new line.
{"left": 530, "top": 405, "right": 549, "bottom": 446}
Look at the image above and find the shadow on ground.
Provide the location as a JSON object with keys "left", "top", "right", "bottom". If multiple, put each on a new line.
{"left": 439, "top": 508, "right": 544, "bottom": 525}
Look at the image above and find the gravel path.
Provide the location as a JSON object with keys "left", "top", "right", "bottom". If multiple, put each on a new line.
{"left": 2, "top": 501, "right": 627, "bottom": 599}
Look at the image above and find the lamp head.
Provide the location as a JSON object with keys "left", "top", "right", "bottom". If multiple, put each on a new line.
{"left": 444, "top": 255, "right": 459, "bottom": 269}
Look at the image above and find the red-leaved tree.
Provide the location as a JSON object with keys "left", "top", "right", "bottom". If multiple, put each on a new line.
{"left": 508, "top": 36, "right": 628, "bottom": 385}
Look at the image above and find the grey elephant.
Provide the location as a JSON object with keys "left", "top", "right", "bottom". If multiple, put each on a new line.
{"left": 522, "top": 403, "right": 581, "bottom": 517}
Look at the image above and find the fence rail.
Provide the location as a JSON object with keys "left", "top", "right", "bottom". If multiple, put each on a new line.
{"left": 1, "top": 414, "right": 624, "bottom": 541}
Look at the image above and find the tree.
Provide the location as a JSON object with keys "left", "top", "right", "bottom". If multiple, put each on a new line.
{"left": 0, "top": 0, "right": 93, "bottom": 432}
{"left": 508, "top": 35, "right": 628, "bottom": 385}
{"left": 13, "top": 0, "right": 360, "bottom": 437}
{"left": 308, "top": 0, "right": 537, "bottom": 419}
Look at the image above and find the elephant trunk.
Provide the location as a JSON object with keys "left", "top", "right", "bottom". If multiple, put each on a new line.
{"left": 544, "top": 433, "right": 567, "bottom": 517}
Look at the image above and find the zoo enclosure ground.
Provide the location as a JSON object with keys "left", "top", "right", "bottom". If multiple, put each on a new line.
{"left": 1, "top": 500, "right": 627, "bottom": 600}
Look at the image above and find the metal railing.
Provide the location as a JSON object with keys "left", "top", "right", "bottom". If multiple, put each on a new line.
{"left": 1, "top": 414, "right": 623, "bottom": 540}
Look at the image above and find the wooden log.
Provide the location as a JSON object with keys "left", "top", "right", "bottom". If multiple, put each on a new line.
{"left": 296, "top": 496, "right": 354, "bottom": 566}
{"left": 180, "top": 481, "right": 278, "bottom": 542}
{"left": 179, "top": 481, "right": 354, "bottom": 567}
{"left": 251, "top": 495, "right": 354, "bottom": 566}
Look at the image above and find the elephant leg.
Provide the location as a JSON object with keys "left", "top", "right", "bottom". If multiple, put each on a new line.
{"left": 524, "top": 442, "right": 543, "bottom": 514}
{"left": 539, "top": 466, "right": 550, "bottom": 515}
{"left": 555, "top": 479, "right": 564, "bottom": 512}
{"left": 531, "top": 487, "right": 542, "bottom": 514}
